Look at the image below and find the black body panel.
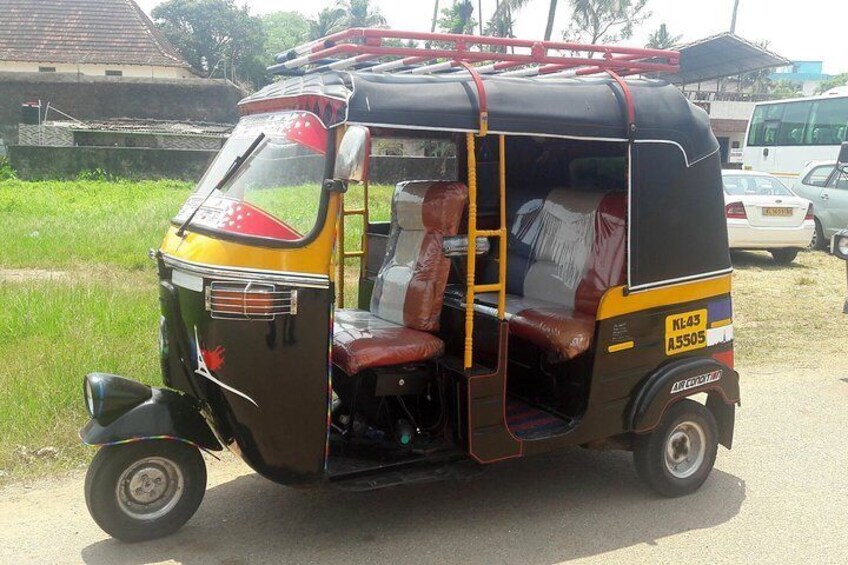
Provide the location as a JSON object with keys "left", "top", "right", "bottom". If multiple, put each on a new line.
{"left": 81, "top": 386, "right": 221, "bottom": 451}
{"left": 630, "top": 147, "right": 731, "bottom": 289}
{"left": 159, "top": 261, "right": 332, "bottom": 485}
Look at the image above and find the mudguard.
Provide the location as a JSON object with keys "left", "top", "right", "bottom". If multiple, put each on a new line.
{"left": 629, "top": 357, "right": 740, "bottom": 448}
{"left": 81, "top": 386, "right": 222, "bottom": 451}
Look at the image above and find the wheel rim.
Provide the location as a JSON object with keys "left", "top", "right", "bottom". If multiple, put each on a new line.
{"left": 809, "top": 228, "right": 818, "bottom": 249}
{"left": 116, "top": 456, "right": 185, "bottom": 521}
{"left": 663, "top": 421, "right": 707, "bottom": 479}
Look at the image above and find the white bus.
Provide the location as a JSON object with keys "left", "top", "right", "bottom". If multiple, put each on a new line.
{"left": 743, "top": 91, "right": 848, "bottom": 181}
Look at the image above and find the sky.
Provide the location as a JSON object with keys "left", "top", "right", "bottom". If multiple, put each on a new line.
{"left": 136, "top": 0, "right": 848, "bottom": 75}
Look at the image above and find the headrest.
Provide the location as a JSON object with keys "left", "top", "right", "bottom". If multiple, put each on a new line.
{"left": 393, "top": 181, "right": 467, "bottom": 232}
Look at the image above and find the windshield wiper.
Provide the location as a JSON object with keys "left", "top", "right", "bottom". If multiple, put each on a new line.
{"left": 176, "top": 133, "right": 266, "bottom": 237}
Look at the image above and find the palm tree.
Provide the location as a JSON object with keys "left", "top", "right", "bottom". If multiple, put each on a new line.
{"left": 544, "top": 0, "right": 558, "bottom": 41}
{"left": 431, "top": 0, "right": 440, "bottom": 33}
{"left": 308, "top": 7, "right": 346, "bottom": 40}
{"left": 337, "top": 0, "right": 386, "bottom": 29}
{"left": 646, "top": 24, "right": 682, "bottom": 49}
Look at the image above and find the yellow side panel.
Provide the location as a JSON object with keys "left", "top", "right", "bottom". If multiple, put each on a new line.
{"left": 597, "top": 275, "right": 732, "bottom": 320}
{"left": 160, "top": 195, "right": 340, "bottom": 277}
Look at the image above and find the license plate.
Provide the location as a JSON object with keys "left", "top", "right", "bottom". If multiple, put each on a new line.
{"left": 763, "top": 207, "right": 793, "bottom": 216}
{"left": 665, "top": 309, "right": 707, "bottom": 356}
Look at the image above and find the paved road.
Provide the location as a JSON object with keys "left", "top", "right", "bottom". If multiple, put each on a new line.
{"left": 2, "top": 363, "right": 847, "bottom": 565}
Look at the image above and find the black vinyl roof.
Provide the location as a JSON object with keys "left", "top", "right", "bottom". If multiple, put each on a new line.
{"left": 241, "top": 71, "right": 718, "bottom": 165}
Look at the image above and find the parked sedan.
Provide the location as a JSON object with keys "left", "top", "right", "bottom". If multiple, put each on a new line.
{"left": 792, "top": 161, "right": 848, "bottom": 250}
{"left": 723, "top": 171, "right": 814, "bottom": 264}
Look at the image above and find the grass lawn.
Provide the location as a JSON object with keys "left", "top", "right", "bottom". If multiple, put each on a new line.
{"left": 0, "top": 178, "right": 845, "bottom": 483}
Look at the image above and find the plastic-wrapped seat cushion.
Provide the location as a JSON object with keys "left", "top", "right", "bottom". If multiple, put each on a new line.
{"left": 332, "top": 181, "right": 467, "bottom": 375}
{"left": 479, "top": 189, "right": 626, "bottom": 359}
{"left": 370, "top": 181, "right": 467, "bottom": 331}
{"left": 332, "top": 310, "right": 446, "bottom": 375}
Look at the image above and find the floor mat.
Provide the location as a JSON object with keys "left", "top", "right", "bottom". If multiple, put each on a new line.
{"left": 506, "top": 398, "right": 572, "bottom": 440}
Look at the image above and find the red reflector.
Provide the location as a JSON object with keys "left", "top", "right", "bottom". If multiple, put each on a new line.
{"left": 725, "top": 202, "right": 747, "bottom": 219}
{"left": 805, "top": 203, "right": 814, "bottom": 220}
{"left": 713, "top": 349, "right": 734, "bottom": 369}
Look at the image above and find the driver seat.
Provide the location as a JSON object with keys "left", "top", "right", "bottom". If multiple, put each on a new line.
{"left": 333, "top": 181, "right": 467, "bottom": 375}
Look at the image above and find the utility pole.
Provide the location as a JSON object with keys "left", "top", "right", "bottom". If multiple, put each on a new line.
{"left": 478, "top": 0, "right": 483, "bottom": 34}
{"left": 730, "top": 0, "right": 740, "bottom": 33}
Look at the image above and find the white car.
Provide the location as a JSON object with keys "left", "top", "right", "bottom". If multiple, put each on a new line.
{"left": 722, "top": 171, "right": 815, "bottom": 264}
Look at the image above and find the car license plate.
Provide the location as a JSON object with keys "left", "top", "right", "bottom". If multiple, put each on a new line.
{"left": 763, "top": 207, "right": 792, "bottom": 216}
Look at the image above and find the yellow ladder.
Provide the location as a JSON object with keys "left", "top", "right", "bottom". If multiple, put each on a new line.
{"left": 464, "top": 133, "right": 507, "bottom": 369}
{"left": 337, "top": 180, "right": 369, "bottom": 308}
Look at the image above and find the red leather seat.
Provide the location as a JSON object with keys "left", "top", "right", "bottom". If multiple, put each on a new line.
{"left": 332, "top": 181, "right": 467, "bottom": 375}
{"left": 476, "top": 189, "right": 626, "bottom": 359}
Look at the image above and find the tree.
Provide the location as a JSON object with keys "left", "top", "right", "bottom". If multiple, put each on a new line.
{"left": 152, "top": 0, "right": 266, "bottom": 87}
{"left": 544, "top": 0, "right": 559, "bottom": 41}
{"left": 338, "top": 0, "right": 387, "bottom": 28}
{"left": 262, "top": 11, "right": 309, "bottom": 63}
{"left": 646, "top": 23, "right": 681, "bottom": 49}
{"left": 308, "top": 6, "right": 346, "bottom": 40}
{"left": 438, "top": 1, "right": 477, "bottom": 35}
{"left": 771, "top": 80, "right": 804, "bottom": 99}
{"left": 485, "top": 0, "right": 531, "bottom": 43}
{"left": 562, "top": 0, "right": 651, "bottom": 45}
{"left": 815, "top": 73, "right": 848, "bottom": 95}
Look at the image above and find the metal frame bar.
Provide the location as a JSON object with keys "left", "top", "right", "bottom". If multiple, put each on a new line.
{"left": 270, "top": 28, "right": 679, "bottom": 78}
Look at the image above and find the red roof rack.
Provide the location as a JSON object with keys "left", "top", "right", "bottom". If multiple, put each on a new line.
{"left": 269, "top": 28, "right": 679, "bottom": 79}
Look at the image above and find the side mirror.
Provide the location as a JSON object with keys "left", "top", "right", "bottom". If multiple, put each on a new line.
{"left": 333, "top": 126, "right": 371, "bottom": 183}
{"left": 838, "top": 142, "right": 848, "bottom": 174}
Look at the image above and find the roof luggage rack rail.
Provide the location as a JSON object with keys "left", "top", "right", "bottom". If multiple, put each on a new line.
{"left": 269, "top": 28, "right": 680, "bottom": 79}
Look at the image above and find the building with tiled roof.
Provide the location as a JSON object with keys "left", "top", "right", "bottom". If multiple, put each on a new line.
{"left": 0, "top": 0, "right": 195, "bottom": 78}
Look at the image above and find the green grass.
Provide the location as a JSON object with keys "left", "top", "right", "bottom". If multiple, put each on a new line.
{"left": 0, "top": 179, "right": 192, "bottom": 270}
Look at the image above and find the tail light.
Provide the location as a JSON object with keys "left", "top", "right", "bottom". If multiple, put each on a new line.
{"left": 805, "top": 203, "right": 814, "bottom": 220}
{"left": 725, "top": 202, "right": 747, "bottom": 219}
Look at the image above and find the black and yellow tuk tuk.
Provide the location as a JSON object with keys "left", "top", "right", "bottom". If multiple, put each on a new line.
{"left": 80, "top": 29, "right": 740, "bottom": 542}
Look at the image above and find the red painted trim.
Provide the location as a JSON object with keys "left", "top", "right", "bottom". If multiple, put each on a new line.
{"left": 606, "top": 69, "right": 636, "bottom": 130}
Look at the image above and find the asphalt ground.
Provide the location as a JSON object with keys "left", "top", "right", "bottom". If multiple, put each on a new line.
{"left": 2, "top": 361, "right": 847, "bottom": 565}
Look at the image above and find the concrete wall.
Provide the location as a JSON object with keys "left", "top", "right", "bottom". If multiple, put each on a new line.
{"left": 7, "top": 146, "right": 217, "bottom": 181}
{"left": 0, "top": 61, "right": 194, "bottom": 79}
{"left": 7, "top": 146, "right": 458, "bottom": 184}
{"left": 0, "top": 72, "right": 244, "bottom": 146}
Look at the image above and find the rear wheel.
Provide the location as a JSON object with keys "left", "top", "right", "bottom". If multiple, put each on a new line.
{"left": 770, "top": 248, "right": 799, "bottom": 264}
{"left": 85, "top": 441, "right": 206, "bottom": 542}
{"left": 633, "top": 399, "right": 718, "bottom": 497}
{"left": 808, "top": 218, "right": 825, "bottom": 251}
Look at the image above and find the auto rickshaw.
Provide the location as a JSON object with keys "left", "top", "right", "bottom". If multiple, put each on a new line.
{"left": 80, "top": 29, "right": 740, "bottom": 542}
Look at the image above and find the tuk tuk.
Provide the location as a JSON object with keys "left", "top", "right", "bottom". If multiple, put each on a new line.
{"left": 80, "top": 29, "right": 740, "bottom": 542}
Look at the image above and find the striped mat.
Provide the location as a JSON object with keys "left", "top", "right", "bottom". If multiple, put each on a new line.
{"left": 506, "top": 398, "right": 572, "bottom": 440}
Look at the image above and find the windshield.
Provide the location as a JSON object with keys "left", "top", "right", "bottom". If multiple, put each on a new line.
{"left": 174, "top": 112, "right": 328, "bottom": 242}
{"left": 723, "top": 174, "right": 793, "bottom": 197}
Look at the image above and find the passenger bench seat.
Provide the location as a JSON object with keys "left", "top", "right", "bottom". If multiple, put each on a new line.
{"left": 333, "top": 181, "right": 467, "bottom": 375}
{"left": 476, "top": 189, "right": 626, "bottom": 359}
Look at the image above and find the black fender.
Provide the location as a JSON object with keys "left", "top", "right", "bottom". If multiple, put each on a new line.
{"left": 629, "top": 357, "right": 740, "bottom": 448}
{"left": 81, "top": 385, "right": 222, "bottom": 451}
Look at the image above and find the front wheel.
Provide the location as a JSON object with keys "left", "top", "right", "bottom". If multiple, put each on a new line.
{"left": 84, "top": 440, "right": 206, "bottom": 542}
{"left": 633, "top": 399, "right": 718, "bottom": 497}
{"left": 770, "top": 248, "right": 799, "bottom": 264}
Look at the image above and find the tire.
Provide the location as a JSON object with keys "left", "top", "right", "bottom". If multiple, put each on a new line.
{"left": 770, "top": 248, "right": 799, "bottom": 264}
{"left": 633, "top": 399, "right": 718, "bottom": 498}
{"left": 808, "top": 218, "right": 826, "bottom": 251}
{"left": 84, "top": 441, "right": 206, "bottom": 542}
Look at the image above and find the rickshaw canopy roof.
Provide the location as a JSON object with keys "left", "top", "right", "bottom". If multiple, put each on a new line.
{"left": 240, "top": 71, "right": 718, "bottom": 166}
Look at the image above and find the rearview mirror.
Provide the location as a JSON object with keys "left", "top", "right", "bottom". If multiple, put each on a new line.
{"left": 334, "top": 126, "right": 371, "bottom": 183}
{"left": 838, "top": 142, "right": 848, "bottom": 174}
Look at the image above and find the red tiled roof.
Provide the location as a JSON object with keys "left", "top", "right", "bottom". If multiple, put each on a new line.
{"left": 0, "top": 0, "right": 192, "bottom": 69}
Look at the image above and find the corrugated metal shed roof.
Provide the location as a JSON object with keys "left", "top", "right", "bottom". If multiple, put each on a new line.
{"left": 657, "top": 33, "right": 791, "bottom": 85}
{"left": 0, "top": 0, "right": 191, "bottom": 69}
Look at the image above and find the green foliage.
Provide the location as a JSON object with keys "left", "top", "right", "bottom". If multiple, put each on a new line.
{"left": 815, "top": 73, "right": 848, "bottom": 95}
{"left": 308, "top": 7, "right": 347, "bottom": 40}
{"left": 152, "top": 0, "right": 267, "bottom": 87}
{"left": 438, "top": 0, "right": 477, "bottom": 35}
{"left": 563, "top": 0, "right": 651, "bottom": 45}
{"left": 645, "top": 23, "right": 681, "bottom": 49}
{"left": 262, "top": 11, "right": 310, "bottom": 62}
{"left": 771, "top": 80, "right": 804, "bottom": 100}
{"left": 75, "top": 168, "right": 124, "bottom": 183}
{"left": 0, "top": 156, "right": 16, "bottom": 181}
{"left": 338, "top": 0, "right": 387, "bottom": 28}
